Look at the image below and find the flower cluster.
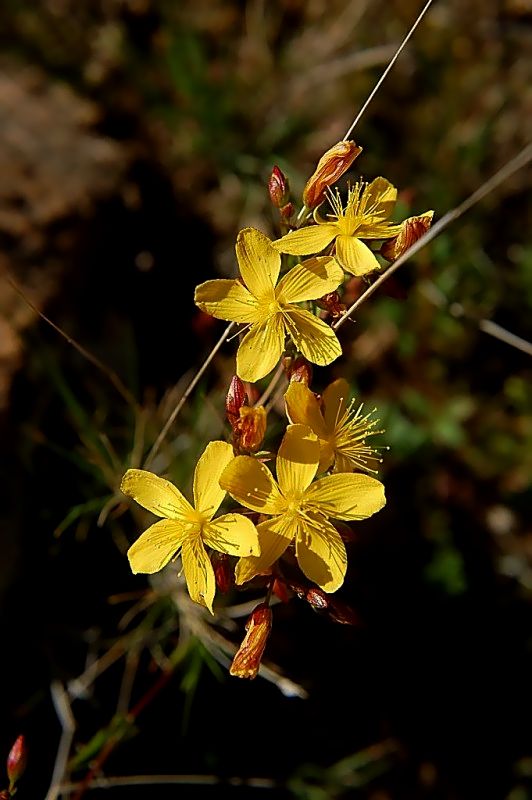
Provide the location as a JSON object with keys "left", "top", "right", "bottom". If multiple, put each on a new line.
{"left": 121, "top": 141, "right": 432, "bottom": 678}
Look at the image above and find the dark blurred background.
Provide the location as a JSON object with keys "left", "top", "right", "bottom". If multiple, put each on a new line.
{"left": 0, "top": 1, "right": 531, "bottom": 798}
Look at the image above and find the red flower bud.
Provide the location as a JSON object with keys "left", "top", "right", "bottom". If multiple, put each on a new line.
{"left": 304, "top": 587, "right": 359, "bottom": 625}
{"left": 380, "top": 211, "right": 434, "bottom": 261}
{"left": 316, "top": 291, "right": 346, "bottom": 320}
{"left": 303, "top": 141, "right": 362, "bottom": 210}
{"left": 268, "top": 166, "right": 290, "bottom": 208}
{"left": 211, "top": 552, "right": 234, "bottom": 594}
{"left": 7, "top": 735, "right": 27, "bottom": 790}
{"left": 226, "top": 375, "right": 248, "bottom": 431}
{"left": 230, "top": 603, "right": 273, "bottom": 679}
{"left": 272, "top": 578, "right": 290, "bottom": 603}
{"left": 280, "top": 202, "right": 295, "bottom": 220}
{"left": 283, "top": 355, "right": 313, "bottom": 386}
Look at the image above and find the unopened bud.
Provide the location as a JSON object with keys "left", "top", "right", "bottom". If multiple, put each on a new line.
{"left": 316, "top": 291, "right": 346, "bottom": 319}
{"left": 284, "top": 355, "right": 313, "bottom": 386}
{"left": 230, "top": 603, "right": 273, "bottom": 679}
{"left": 302, "top": 586, "right": 359, "bottom": 625}
{"left": 7, "top": 734, "right": 27, "bottom": 790}
{"left": 380, "top": 211, "right": 434, "bottom": 261}
{"left": 239, "top": 405, "right": 267, "bottom": 452}
{"left": 226, "top": 375, "right": 248, "bottom": 431}
{"left": 280, "top": 202, "right": 295, "bottom": 220}
{"left": 268, "top": 166, "right": 290, "bottom": 208}
{"left": 303, "top": 141, "right": 362, "bottom": 210}
{"left": 272, "top": 578, "right": 290, "bottom": 603}
{"left": 211, "top": 552, "right": 234, "bottom": 594}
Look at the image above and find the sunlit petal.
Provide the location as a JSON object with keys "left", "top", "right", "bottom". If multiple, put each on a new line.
{"left": 362, "top": 176, "right": 397, "bottom": 220}
{"left": 121, "top": 469, "right": 194, "bottom": 521}
{"left": 181, "top": 535, "right": 217, "bottom": 614}
{"left": 127, "top": 518, "right": 188, "bottom": 574}
{"left": 203, "top": 513, "right": 260, "bottom": 557}
{"left": 276, "top": 256, "right": 343, "bottom": 304}
{"left": 322, "top": 378, "right": 349, "bottom": 431}
{"left": 296, "top": 514, "right": 347, "bottom": 592}
{"left": 335, "top": 235, "right": 381, "bottom": 276}
{"left": 276, "top": 424, "right": 319, "bottom": 496}
{"left": 236, "top": 315, "right": 285, "bottom": 382}
{"left": 236, "top": 227, "right": 280, "bottom": 301}
{"left": 285, "top": 381, "right": 328, "bottom": 439}
{"left": 235, "top": 515, "right": 293, "bottom": 585}
{"left": 304, "top": 473, "right": 386, "bottom": 521}
{"left": 286, "top": 308, "right": 342, "bottom": 366}
{"left": 220, "top": 456, "right": 286, "bottom": 515}
{"left": 193, "top": 440, "right": 234, "bottom": 519}
{"left": 272, "top": 224, "right": 338, "bottom": 256}
{"left": 194, "top": 279, "right": 260, "bottom": 323}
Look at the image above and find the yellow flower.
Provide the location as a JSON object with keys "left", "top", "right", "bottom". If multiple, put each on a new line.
{"left": 194, "top": 227, "right": 344, "bottom": 383}
{"left": 219, "top": 424, "right": 385, "bottom": 593}
{"left": 273, "top": 178, "right": 402, "bottom": 277}
{"left": 285, "top": 379, "right": 383, "bottom": 474}
{"left": 121, "top": 441, "right": 260, "bottom": 613}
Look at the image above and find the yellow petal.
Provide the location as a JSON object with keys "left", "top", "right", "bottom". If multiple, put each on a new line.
{"left": 235, "top": 515, "right": 293, "bottom": 585}
{"left": 362, "top": 176, "right": 397, "bottom": 221}
{"left": 220, "top": 455, "right": 286, "bottom": 515}
{"left": 335, "top": 235, "right": 381, "bottom": 276}
{"left": 272, "top": 223, "right": 338, "bottom": 256}
{"left": 285, "top": 381, "right": 328, "bottom": 439}
{"left": 276, "top": 423, "right": 319, "bottom": 496}
{"left": 181, "top": 535, "right": 216, "bottom": 614}
{"left": 304, "top": 473, "right": 386, "bottom": 521}
{"left": 121, "top": 469, "right": 194, "bottom": 521}
{"left": 236, "top": 314, "right": 285, "bottom": 382}
{"left": 203, "top": 513, "right": 260, "bottom": 557}
{"left": 322, "top": 378, "right": 349, "bottom": 431}
{"left": 295, "top": 514, "right": 347, "bottom": 592}
{"left": 276, "top": 256, "right": 343, "bottom": 304}
{"left": 286, "top": 308, "right": 342, "bottom": 366}
{"left": 194, "top": 279, "right": 260, "bottom": 323}
{"left": 193, "top": 440, "right": 234, "bottom": 519}
{"left": 236, "top": 227, "right": 280, "bottom": 301}
{"left": 127, "top": 518, "right": 188, "bottom": 574}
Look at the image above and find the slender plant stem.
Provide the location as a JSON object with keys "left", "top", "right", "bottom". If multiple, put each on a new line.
{"left": 5, "top": 273, "right": 139, "bottom": 412}
{"left": 343, "top": 0, "right": 435, "bottom": 139}
{"left": 254, "top": 362, "right": 285, "bottom": 407}
{"left": 333, "top": 141, "right": 532, "bottom": 331}
{"left": 144, "top": 322, "right": 235, "bottom": 467}
{"left": 45, "top": 683, "right": 76, "bottom": 800}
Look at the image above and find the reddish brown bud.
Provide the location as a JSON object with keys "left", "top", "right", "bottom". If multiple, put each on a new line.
{"left": 0, "top": 791, "right": 11, "bottom": 800}
{"left": 272, "top": 578, "right": 290, "bottom": 603}
{"left": 230, "top": 603, "right": 273, "bottom": 679}
{"left": 268, "top": 166, "right": 290, "bottom": 208}
{"left": 283, "top": 355, "right": 313, "bottom": 386}
{"left": 239, "top": 405, "right": 267, "bottom": 452}
{"left": 300, "top": 586, "right": 359, "bottom": 625}
{"left": 280, "top": 202, "right": 295, "bottom": 220}
{"left": 211, "top": 552, "right": 234, "bottom": 594}
{"left": 316, "top": 291, "right": 346, "bottom": 320}
{"left": 380, "top": 211, "right": 434, "bottom": 261}
{"left": 7, "top": 735, "right": 27, "bottom": 790}
{"left": 226, "top": 375, "right": 248, "bottom": 431}
{"left": 303, "top": 141, "right": 362, "bottom": 210}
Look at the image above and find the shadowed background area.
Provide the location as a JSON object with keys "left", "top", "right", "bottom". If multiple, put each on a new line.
{"left": 0, "top": 0, "right": 531, "bottom": 797}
